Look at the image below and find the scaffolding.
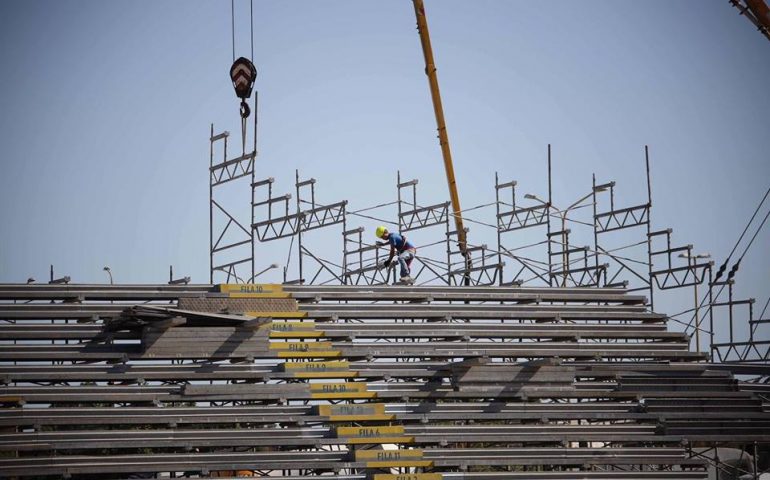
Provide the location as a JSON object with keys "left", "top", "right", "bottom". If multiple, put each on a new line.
{"left": 208, "top": 91, "right": 259, "bottom": 284}
{"left": 207, "top": 131, "right": 765, "bottom": 363}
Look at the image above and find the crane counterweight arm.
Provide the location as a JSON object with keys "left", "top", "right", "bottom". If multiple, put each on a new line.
{"left": 412, "top": 0, "right": 469, "bottom": 256}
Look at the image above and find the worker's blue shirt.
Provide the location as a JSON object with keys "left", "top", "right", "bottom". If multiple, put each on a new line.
{"left": 387, "top": 233, "right": 415, "bottom": 252}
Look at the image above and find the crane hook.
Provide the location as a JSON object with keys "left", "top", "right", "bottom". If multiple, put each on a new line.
{"left": 229, "top": 56, "right": 257, "bottom": 152}
{"left": 229, "top": 56, "right": 257, "bottom": 106}
{"left": 240, "top": 100, "right": 251, "bottom": 119}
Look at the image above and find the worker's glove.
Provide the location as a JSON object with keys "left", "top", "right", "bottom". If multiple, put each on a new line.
{"left": 376, "top": 241, "right": 386, "bottom": 247}
{"left": 383, "top": 259, "right": 392, "bottom": 268}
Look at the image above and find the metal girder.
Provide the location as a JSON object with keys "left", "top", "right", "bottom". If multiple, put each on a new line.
{"left": 711, "top": 340, "right": 770, "bottom": 363}
{"left": 595, "top": 203, "right": 650, "bottom": 234}
{"left": 5, "top": 399, "right": 768, "bottom": 429}
{"left": 298, "top": 201, "right": 347, "bottom": 233}
{"left": 0, "top": 448, "right": 708, "bottom": 478}
{"left": 651, "top": 263, "right": 711, "bottom": 290}
{"left": 0, "top": 341, "right": 703, "bottom": 363}
{"left": 5, "top": 424, "right": 678, "bottom": 452}
{"left": 287, "top": 283, "right": 636, "bottom": 300}
{"left": 0, "top": 323, "right": 683, "bottom": 342}
{"left": 497, "top": 204, "right": 549, "bottom": 232}
{"left": 210, "top": 151, "right": 255, "bottom": 187}
{"left": 252, "top": 211, "right": 301, "bottom": 241}
{"left": 400, "top": 201, "right": 450, "bottom": 232}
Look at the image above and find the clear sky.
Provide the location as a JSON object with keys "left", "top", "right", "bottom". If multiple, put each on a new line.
{"left": 0, "top": 1, "right": 768, "bottom": 346}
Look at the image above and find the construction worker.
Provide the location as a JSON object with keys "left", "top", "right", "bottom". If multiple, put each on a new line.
{"left": 376, "top": 225, "right": 416, "bottom": 283}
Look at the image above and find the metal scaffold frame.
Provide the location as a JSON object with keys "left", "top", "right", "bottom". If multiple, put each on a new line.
{"left": 209, "top": 92, "right": 258, "bottom": 285}
{"left": 251, "top": 170, "right": 347, "bottom": 285}
{"left": 209, "top": 135, "right": 765, "bottom": 363}
{"left": 494, "top": 150, "right": 551, "bottom": 287}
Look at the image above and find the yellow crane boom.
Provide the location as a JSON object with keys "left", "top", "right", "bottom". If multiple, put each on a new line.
{"left": 411, "top": 0, "right": 469, "bottom": 260}
{"left": 731, "top": 0, "right": 770, "bottom": 41}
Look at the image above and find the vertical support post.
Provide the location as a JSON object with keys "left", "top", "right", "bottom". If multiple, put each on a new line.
{"left": 645, "top": 145, "right": 654, "bottom": 310}
{"left": 223, "top": 132, "right": 229, "bottom": 279}
{"left": 445, "top": 204, "right": 452, "bottom": 286}
{"left": 694, "top": 276, "right": 701, "bottom": 354}
{"left": 495, "top": 172, "right": 503, "bottom": 286}
{"left": 709, "top": 267, "right": 715, "bottom": 361}
{"left": 748, "top": 294, "right": 755, "bottom": 344}
{"left": 592, "top": 173, "right": 600, "bottom": 283}
{"left": 250, "top": 91, "right": 258, "bottom": 283}
{"left": 729, "top": 281, "right": 735, "bottom": 343}
{"left": 546, "top": 145, "right": 553, "bottom": 287}
{"left": 609, "top": 178, "right": 615, "bottom": 212}
{"left": 397, "top": 171, "right": 403, "bottom": 230}
{"left": 561, "top": 211, "right": 568, "bottom": 287}
{"left": 341, "top": 205, "right": 348, "bottom": 285}
{"left": 209, "top": 124, "right": 214, "bottom": 284}
{"left": 411, "top": 175, "right": 417, "bottom": 214}
{"left": 358, "top": 229, "right": 364, "bottom": 284}
{"left": 295, "top": 169, "right": 303, "bottom": 284}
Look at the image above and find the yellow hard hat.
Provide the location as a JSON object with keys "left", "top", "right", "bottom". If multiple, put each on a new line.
{"left": 375, "top": 225, "right": 388, "bottom": 238}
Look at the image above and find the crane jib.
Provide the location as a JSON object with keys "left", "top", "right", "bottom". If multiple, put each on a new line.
{"left": 411, "top": 0, "right": 469, "bottom": 260}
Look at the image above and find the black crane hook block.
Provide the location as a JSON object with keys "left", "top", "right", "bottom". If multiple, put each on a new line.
{"left": 230, "top": 57, "right": 257, "bottom": 119}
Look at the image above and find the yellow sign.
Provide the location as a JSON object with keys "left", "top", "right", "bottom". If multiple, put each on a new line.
{"left": 318, "top": 403, "right": 393, "bottom": 421}
{"left": 218, "top": 284, "right": 290, "bottom": 297}
{"left": 337, "top": 426, "right": 412, "bottom": 444}
{"left": 310, "top": 382, "right": 368, "bottom": 393}
{"left": 338, "top": 426, "right": 405, "bottom": 437}
{"left": 356, "top": 449, "right": 425, "bottom": 461}
{"left": 356, "top": 449, "right": 432, "bottom": 468}
{"left": 267, "top": 321, "right": 316, "bottom": 331}
{"left": 283, "top": 360, "right": 354, "bottom": 378}
{"left": 269, "top": 342, "right": 334, "bottom": 351}
{"left": 270, "top": 341, "right": 340, "bottom": 358}
{"left": 309, "top": 382, "right": 375, "bottom": 399}
{"left": 218, "top": 283, "right": 284, "bottom": 293}
{"left": 264, "top": 320, "right": 322, "bottom": 337}
{"left": 283, "top": 361, "right": 349, "bottom": 371}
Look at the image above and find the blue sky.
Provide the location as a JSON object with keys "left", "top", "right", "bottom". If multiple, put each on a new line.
{"left": 0, "top": 1, "right": 768, "bottom": 346}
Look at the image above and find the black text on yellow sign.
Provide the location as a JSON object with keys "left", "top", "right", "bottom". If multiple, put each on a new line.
{"left": 218, "top": 283, "right": 291, "bottom": 298}
{"left": 309, "top": 382, "right": 376, "bottom": 399}
{"left": 269, "top": 341, "right": 340, "bottom": 358}
{"left": 318, "top": 403, "right": 393, "bottom": 421}
{"left": 264, "top": 320, "right": 323, "bottom": 337}
{"left": 355, "top": 449, "right": 432, "bottom": 468}
{"left": 337, "top": 425, "right": 413, "bottom": 444}
{"left": 282, "top": 361, "right": 356, "bottom": 378}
